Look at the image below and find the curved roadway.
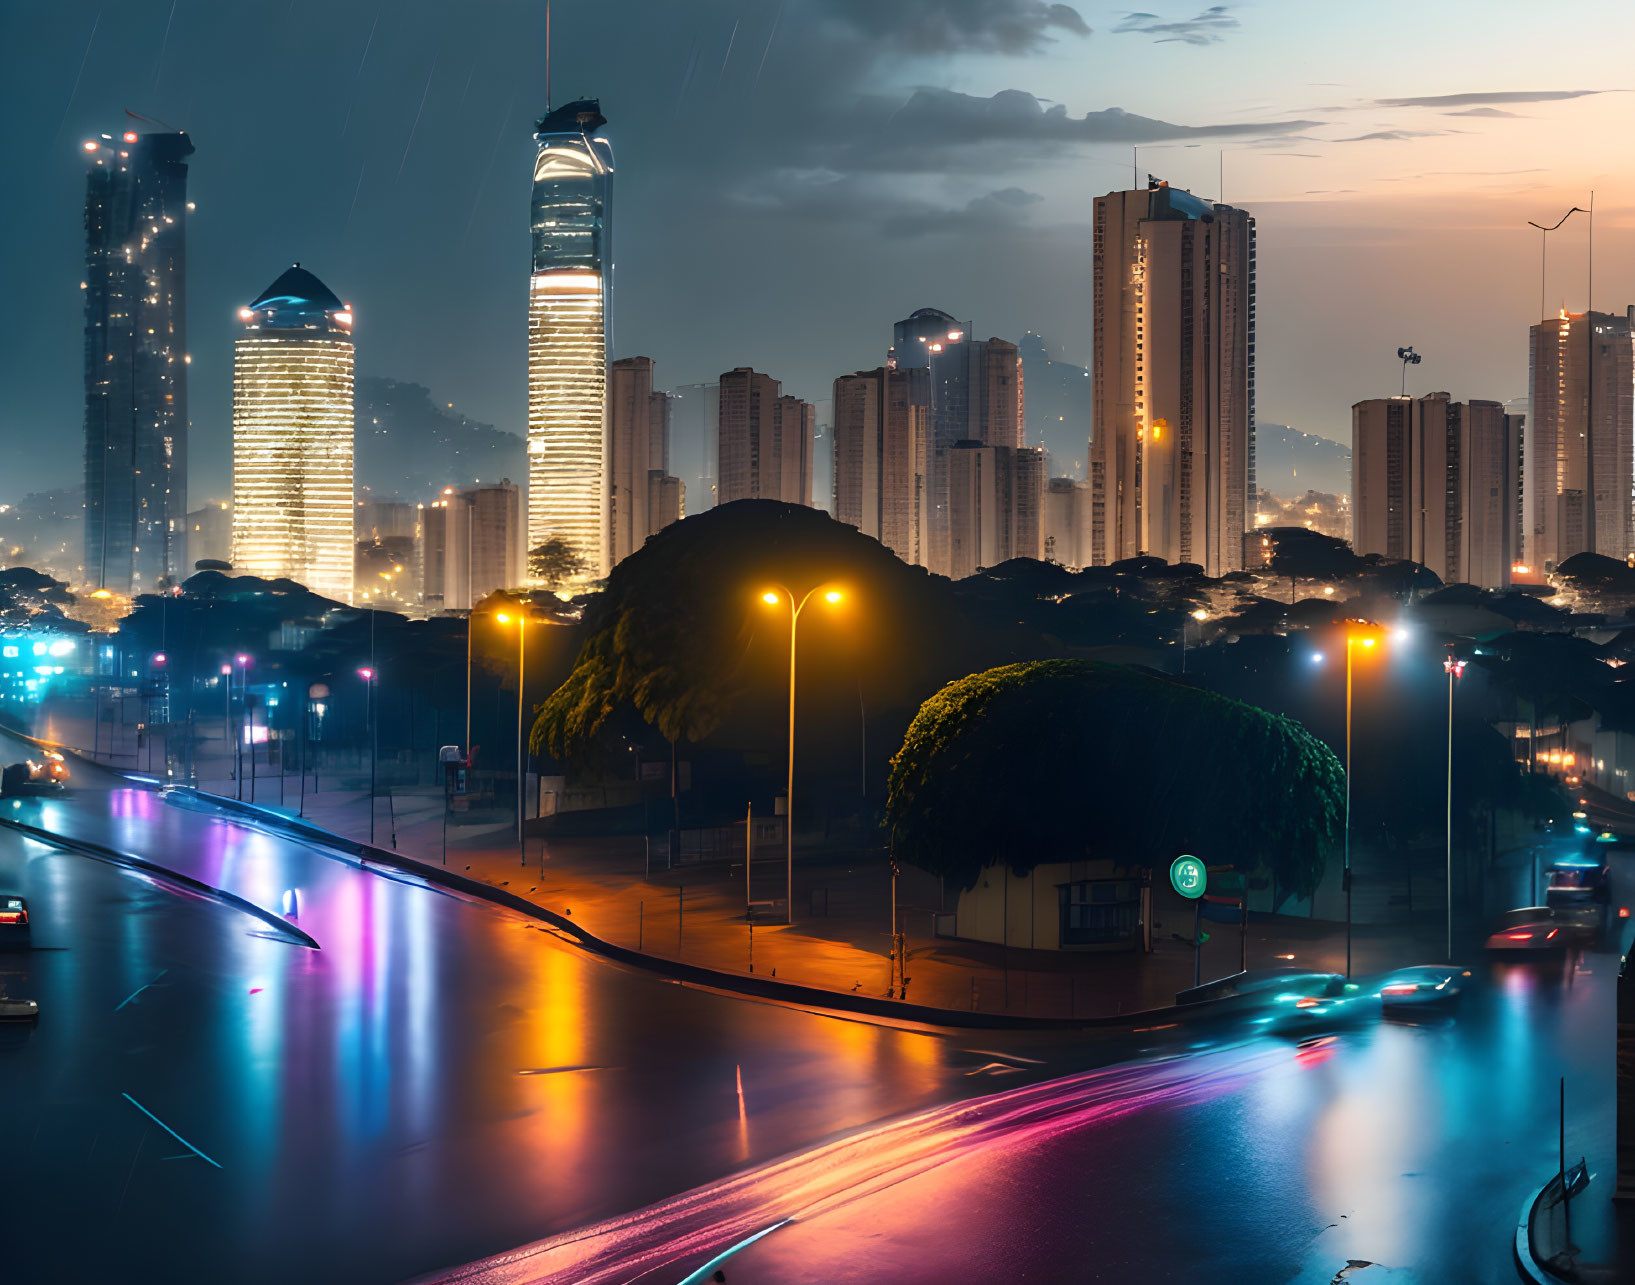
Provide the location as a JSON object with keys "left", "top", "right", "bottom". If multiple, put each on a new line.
{"left": 0, "top": 736, "right": 1620, "bottom": 1283}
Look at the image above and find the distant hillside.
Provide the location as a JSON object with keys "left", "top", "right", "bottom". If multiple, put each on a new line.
{"left": 1256, "top": 423, "right": 1349, "bottom": 497}
{"left": 356, "top": 378, "right": 525, "bottom": 501}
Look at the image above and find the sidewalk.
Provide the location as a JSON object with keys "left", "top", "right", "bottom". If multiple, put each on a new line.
{"left": 188, "top": 770, "right": 1452, "bottom": 1020}
{"left": 35, "top": 703, "right": 1460, "bottom": 1021}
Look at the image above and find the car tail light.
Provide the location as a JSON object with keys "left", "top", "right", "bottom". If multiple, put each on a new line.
{"left": 1295, "top": 997, "right": 1321, "bottom": 1008}
{"left": 1621, "top": 907, "right": 1630, "bottom": 919}
{"left": 1546, "top": 928, "right": 1559, "bottom": 940}
{"left": 1381, "top": 983, "right": 1418, "bottom": 995}
{"left": 1505, "top": 931, "right": 1533, "bottom": 941}
{"left": 0, "top": 910, "right": 25, "bottom": 925}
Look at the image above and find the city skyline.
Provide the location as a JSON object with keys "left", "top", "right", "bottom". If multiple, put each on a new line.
{"left": 8, "top": 2, "right": 1635, "bottom": 504}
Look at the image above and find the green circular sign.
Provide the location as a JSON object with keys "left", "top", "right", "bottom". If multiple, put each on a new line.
{"left": 1170, "top": 855, "right": 1207, "bottom": 899}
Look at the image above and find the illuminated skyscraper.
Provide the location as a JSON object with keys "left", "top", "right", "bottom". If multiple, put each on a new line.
{"left": 81, "top": 128, "right": 193, "bottom": 592}
{"left": 529, "top": 99, "right": 613, "bottom": 578}
{"left": 230, "top": 265, "right": 355, "bottom": 603}
{"left": 1090, "top": 181, "right": 1255, "bottom": 575}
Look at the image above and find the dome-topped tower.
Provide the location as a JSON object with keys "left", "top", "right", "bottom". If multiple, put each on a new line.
{"left": 230, "top": 264, "right": 355, "bottom": 602}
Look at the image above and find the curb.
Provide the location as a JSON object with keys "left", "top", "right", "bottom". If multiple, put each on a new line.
{"left": 1516, "top": 1179, "right": 1565, "bottom": 1285}
{"left": 0, "top": 813, "right": 319, "bottom": 950}
{"left": 162, "top": 786, "right": 1199, "bottom": 1032}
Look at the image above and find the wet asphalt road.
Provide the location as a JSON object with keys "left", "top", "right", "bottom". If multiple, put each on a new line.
{"left": 0, "top": 743, "right": 1622, "bottom": 1283}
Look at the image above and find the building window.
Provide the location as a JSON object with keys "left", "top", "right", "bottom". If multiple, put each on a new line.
{"left": 1058, "top": 879, "right": 1140, "bottom": 946}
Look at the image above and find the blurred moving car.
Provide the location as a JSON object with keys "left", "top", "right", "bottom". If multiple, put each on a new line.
{"left": 1, "top": 753, "right": 69, "bottom": 797}
{"left": 1545, "top": 856, "right": 1610, "bottom": 909}
{"left": 0, "top": 994, "right": 39, "bottom": 1022}
{"left": 1484, "top": 906, "right": 1593, "bottom": 952}
{"left": 1377, "top": 965, "right": 1468, "bottom": 1010}
{"left": 0, "top": 895, "right": 30, "bottom": 949}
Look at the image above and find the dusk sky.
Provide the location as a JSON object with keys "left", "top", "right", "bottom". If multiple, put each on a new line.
{"left": 3, "top": 0, "right": 1633, "bottom": 499}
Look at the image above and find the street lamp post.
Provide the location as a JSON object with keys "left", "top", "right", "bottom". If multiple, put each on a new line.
{"left": 1343, "top": 631, "right": 1377, "bottom": 978}
{"left": 760, "top": 584, "right": 845, "bottom": 926}
{"left": 1444, "top": 652, "right": 1467, "bottom": 963}
{"left": 220, "top": 664, "right": 232, "bottom": 788}
{"left": 234, "top": 654, "right": 251, "bottom": 800}
{"left": 1526, "top": 206, "right": 1587, "bottom": 324}
{"left": 358, "top": 667, "right": 377, "bottom": 844}
{"left": 494, "top": 611, "right": 530, "bottom": 865}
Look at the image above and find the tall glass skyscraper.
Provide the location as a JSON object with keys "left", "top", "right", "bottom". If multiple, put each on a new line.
{"left": 528, "top": 99, "right": 613, "bottom": 578}
{"left": 81, "top": 128, "right": 193, "bottom": 593}
{"left": 230, "top": 265, "right": 356, "bottom": 604}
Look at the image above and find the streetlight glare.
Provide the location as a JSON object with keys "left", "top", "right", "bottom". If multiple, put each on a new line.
{"left": 494, "top": 612, "right": 512, "bottom": 624}
{"left": 1310, "top": 652, "right": 1325, "bottom": 664}
{"left": 761, "top": 591, "right": 780, "bottom": 606}
{"left": 1191, "top": 609, "right": 1208, "bottom": 621}
{"left": 824, "top": 590, "right": 843, "bottom": 604}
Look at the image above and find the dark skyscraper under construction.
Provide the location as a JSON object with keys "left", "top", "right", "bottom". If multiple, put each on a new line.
{"left": 81, "top": 127, "right": 192, "bottom": 592}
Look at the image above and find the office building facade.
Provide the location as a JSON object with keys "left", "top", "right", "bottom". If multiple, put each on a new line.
{"left": 889, "top": 311, "right": 1025, "bottom": 575}
{"left": 717, "top": 369, "right": 813, "bottom": 506}
{"left": 1525, "top": 308, "right": 1635, "bottom": 569}
{"left": 608, "top": 356, "right": 683, "bottom": 566}
{"left": 1089, "top": 182, "right": 1255, "bottom": 575}
{"left": 947, "top": 442, "right": 1045, "bottom": 580}
{"left": 832, "top": 366, "right": 930, "bottom": 565}
{"left": 1043, "top": 476, "right": 1090, "bottom": 568}
{"left": 528, "top": 99, "right": 613, "bottom": 578}
{"left": 81, "top": 128, "right": 193, "bottom": 592}
{"left": 422, "top": 479, "right": 522, "bottom": 612}
{"left": 1351, "top": 393, "right": 1520, "bottom": 589}
{"left": 230, "top": 265, "right": 355, "bottom": 603}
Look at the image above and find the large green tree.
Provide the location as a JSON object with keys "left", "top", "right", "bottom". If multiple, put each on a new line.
{"left": 532, "top": 499, "right": 988, "bottom": 764}
{"left": 886, "top": 659, "right": 1343, "bottom": 895}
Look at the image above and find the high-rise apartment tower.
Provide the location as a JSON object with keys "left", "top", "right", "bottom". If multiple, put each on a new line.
{"left": 1089, "top": 181, "right": 1255, "bottom": 575}
{"left": 1351, "top": 393, "right": 1520, "bottom": 590}
{"left": 1525, "top": 308, "right": 1635, "bottom": 569}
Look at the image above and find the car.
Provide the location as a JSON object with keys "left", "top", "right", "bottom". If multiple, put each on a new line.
{"left": 1546, "top": 857, "right": 1610, "bottom": 908}
{"left": 1484, "top": 906, "right": 1592, "bottom": 952}
{"left": 0, "top": 895, "right": 29, "bottom": 949}
{"left": 0, "top": 995, "right": 38, "bottom": 1023}
{"left": 1, "top": 753, "right": 68, "bottom": 797}
{"left": 1254, "top": 974, "right": 1372, "bottom": 1034}
{"left": 1376, "top": 965, "right": 1468, "bottom": 1009}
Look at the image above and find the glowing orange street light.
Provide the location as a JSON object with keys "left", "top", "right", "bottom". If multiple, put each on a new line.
{"left": 494, "top": 608, "right": 535, "bottom": 863}
{"left": 1341, "top": 625, "right": 1385, "bottom": 976}
{"left": 760, "top": 583, "right": 846, "bottom": 924}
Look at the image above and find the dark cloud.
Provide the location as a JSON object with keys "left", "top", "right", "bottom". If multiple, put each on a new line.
{"left": 1375, "top": 89, "right": 1606, "bottom": 108}
{"left": 841, "top": 87, "right": 1316, "bottom": 159}
{"left": 818, "top": 0, "right": 1090, "bottom": 55}
{"left": 730, "top": 169, "right": 1045, "bottom": 239}
{"left": 1113, "top": 6, "right": 1239, "bottom": 45}
{"left": 1445, "top": 107, "right": 1523, "bottom": 118}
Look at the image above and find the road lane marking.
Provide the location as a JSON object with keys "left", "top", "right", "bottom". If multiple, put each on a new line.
{"left": 120, "top": 1092, "right": 222, "bottom": 1169}
{"left": 675, "top": 1219, "right": 792, "bottom": 1285}
{"left": 114, "top": 969, "right": 167, "bottom": 1011}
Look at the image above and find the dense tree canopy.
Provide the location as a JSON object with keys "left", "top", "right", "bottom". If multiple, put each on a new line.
{"left": 886, "top": 660, "right": 1343, "bottom": 895}
{"left": 533, "top": 500, "right": 992, "bottom": 762}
